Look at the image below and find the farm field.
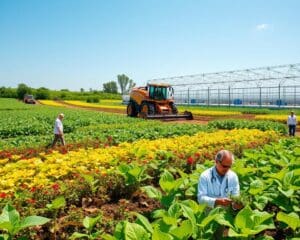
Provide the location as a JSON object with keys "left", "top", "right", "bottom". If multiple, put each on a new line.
{"left": 0, "top": 98, "right": 299, "bottom": 239}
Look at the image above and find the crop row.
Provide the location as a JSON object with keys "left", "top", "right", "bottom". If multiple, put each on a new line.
{"left": 0, "top": 129, "right": 278, "bottom": 193}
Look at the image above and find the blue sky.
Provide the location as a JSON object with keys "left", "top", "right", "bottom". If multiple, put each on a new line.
{"left": 0, "top": 0, "right": 299, "bottom": 91}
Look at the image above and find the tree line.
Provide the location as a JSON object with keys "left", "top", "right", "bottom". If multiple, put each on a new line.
{"left": 0, "top": 74, "right": 136, "bottom": 100}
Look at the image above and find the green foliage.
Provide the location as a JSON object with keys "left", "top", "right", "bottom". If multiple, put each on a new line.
{"left": 16, "top": 83, "right": 32, "bottom": 100}
{"left": 118, "top": 164, "right": 151, "bottom": 186}
{"left": 117, "top": 74, "right": 136, "bottom": 95}
{"left": 34, "top": 87, "right": 50, "bottom": 100}
{"left": 217, "top": 205, "right": 275, "bottom": 237}
{"left": 0, "top": 87, "right": 17, "bottom": 98}
{"left": 0, "top": 98, "right": 209, "bottom": 150}
{"left": 276, "top": 211, "right": 300, "bottom": 231}
{"left": 103, "top": 81, "right": 118, "bottom": 94}
{"left": 86, "top": 97, "right": 99, "bottom": 103}
{"left": 0, "top": 204, "right": 50, "bottom": 239}
{"left": 208, "top": 119, "right": 287, "bottom": 134}
{"left": 46, "top": 196, "right": 66, "bottom": 211}
{"left": 70, "top": 215, "right": 103, "bottom": 239}
{"left": 81, "top": 174, "right": 100, "bottom": 195}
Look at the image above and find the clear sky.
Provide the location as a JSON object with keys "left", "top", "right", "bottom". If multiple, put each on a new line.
{"left": 0, "top": 0, "right": 299, "bottom": 91}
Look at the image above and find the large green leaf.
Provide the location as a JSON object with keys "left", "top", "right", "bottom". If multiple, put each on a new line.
{"left": 152, "top": 228, "right": 173, "bottom": 240}
{"left": 215, "top": 211, "right": 234, "bottom": 229}
{"left": 234, "top": 205, "right": 254, "bottom": 230}
{"left": 0, "top": 205, "right": 20, "bottom": 226}
{"left": 141, "top": 186, "right": 162, "bottom": 200}
{"left": 82, "top": 215, "right": 101, "bottom": 232}
{"left": 170, "top": 220, "right": 193, "bottom": 239}
{"left": 124, "top": 222, "right": 150, "bottom": 240}
{"left": 167, "top": 203, "right": 181, "bottom": 219}
{"left": 249, "top": 179, "right": 265, "bottom": 195}
{"left": 0, "top": 204, "right": 20, "bottom": 234}
{"left": 162, "top": 216, "right": 177, "bottom": 225}
{"left": 69, "top": 232, "right": 89, "bottom": 239}
{"left": 180, "top": 204, "right": 196, "bottom": 229}
{"left": 46, "top": 196, "right": 66, "bottom": 210}
{"left": 277, "top": 211, "right": 300, "bottom": 231}
{"left": 159, "top": 171, "right": 175, "bottom": 193}
{"left": 233, "top": 205, "right": 275, "bottom": 236}
{"left": 134, "top": 213, "right": 153, "bottom": 234}
{"left": 19, "top": 216, "right": 50, "bottom": 230}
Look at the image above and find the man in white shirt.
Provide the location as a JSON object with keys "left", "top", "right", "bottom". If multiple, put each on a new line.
{"left": 287, "top": 111, "right": 297, "bottom": 136}
{"left": 51, "top": 113, "right": 65, "bottom": 147}
{"left": 197, "top": 150, "right": 242, "bottom": 210}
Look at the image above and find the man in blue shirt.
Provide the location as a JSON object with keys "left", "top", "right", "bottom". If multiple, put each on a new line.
{"left": 197, "top": 150, "right": 241, "bottom": 209}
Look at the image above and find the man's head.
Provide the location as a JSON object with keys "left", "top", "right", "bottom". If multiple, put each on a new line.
{"left": 291, "top": 111, "right": 294, "bottom": 116}
{"left": 58, "top": 113, "right": 64, "bottom": 120}
{"left": 215, "top": 150, "right": 234, "bottom": 176}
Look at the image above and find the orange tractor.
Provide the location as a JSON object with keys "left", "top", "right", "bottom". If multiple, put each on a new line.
{"left": 127, "top": 83, "right": 193, "bottom": 120}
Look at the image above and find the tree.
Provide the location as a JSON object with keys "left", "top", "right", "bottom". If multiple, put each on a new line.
{"left": 17, "top": 83, "right": 32, "bottom": 100}
{"left": 117, "top": 74, "right": 136, "bottom": 95}
{"left": 103, "top": 81, "right": 118, "bottom": 93}
{"left": 35, "top": 87, "right": 50, "bottom": 99}
{"left": 0, "top": 87, "right": 17, "bottom": 98}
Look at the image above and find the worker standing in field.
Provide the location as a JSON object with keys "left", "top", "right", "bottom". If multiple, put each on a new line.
{"left": 287, "top": 111, "right": 297, "bottom": 136}
{"left": 51, "top": 113, "right": 65, "bottom": 147}
{"left": 197, "top": 150, "right": 242, "bottom": 210}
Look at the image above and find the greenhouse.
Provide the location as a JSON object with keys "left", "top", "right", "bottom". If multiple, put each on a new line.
{"left": 148, "top": 63, "right": 300, "bottom": 108}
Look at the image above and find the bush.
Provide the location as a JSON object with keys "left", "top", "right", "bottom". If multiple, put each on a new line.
{"left": 86, "top": 97, "right": 100, "bottom": 103}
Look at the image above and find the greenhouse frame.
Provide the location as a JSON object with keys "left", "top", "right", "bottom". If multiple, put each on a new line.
{"left": 148, "top": 63, "right": 300, "bottom": 108}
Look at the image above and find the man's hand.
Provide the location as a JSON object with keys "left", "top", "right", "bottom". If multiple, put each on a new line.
{"left": 231, "top": 201, "right": 243, "bottom": 210}
{"left": 215, "top": 198, "right": 232, "bottom": 207}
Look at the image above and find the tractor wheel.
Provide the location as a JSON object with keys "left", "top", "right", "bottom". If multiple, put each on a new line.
{"left": 127, "top": 102, "right": 138, "bottom": 117}
{"left": 148, "top": 103, "right": 155, "bottom": 115}
{"left": 170, "top": 103, "right": 178, "bottom": 114}
{"left": 139, "top": 102, "right": 149, "bottom": 118}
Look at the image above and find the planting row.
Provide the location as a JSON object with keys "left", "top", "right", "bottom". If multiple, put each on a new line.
{"left": 0, "top": 129, "right": 278, "bottom": 194}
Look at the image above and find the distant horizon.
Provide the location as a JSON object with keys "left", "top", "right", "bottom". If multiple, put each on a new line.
{"left": 1, "top": 0, "right": 300, "bottom": 91}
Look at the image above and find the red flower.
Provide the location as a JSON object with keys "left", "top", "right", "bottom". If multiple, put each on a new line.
{"left": 30, "top": 187, "right": 37, "bottom": 193}
{"left": 187, "top": 156, "right": 194, "bottom": 165}
{"left": 52, "top": 183, "right": 60, "bottom": 191}
{"left": 27, "top": 198, "right": 36, "bottom": 204}
{"left": 0, "top": 192, "right": 7, "bottom": 198}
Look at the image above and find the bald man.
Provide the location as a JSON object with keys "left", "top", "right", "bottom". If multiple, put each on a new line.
{"left": 197, "top": 150, "right": 241, "bottom": 209}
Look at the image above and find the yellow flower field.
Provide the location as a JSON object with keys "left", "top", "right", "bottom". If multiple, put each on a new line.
{"left": 255, "top": 114, "right": 287, "bottom": 123}
{"left": 179, "top": 108, "right": 242, "bottom": 116}
{"left": 0, "top": 129, "right": 279, "bottom": 193}
{"left": 39, "top": 100, "right": 66, "bottom": 107}
{"left": 64, "top": 100, "right": 126, "bottom": 109}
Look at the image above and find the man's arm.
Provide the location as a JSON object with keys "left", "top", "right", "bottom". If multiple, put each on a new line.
{"left": 197, "top": 175, "right": 217, "bottom": 208}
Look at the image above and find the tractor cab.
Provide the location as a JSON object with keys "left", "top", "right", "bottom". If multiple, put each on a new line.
{"left": 148, "top": 84, "right": 174, "bottom": 100}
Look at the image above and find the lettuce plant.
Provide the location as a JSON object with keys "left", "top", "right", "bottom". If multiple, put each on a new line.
{"left": 216, "top": 205, "right": 275, "bottom": 238}
{"left": 0, "top": 204, "right": 50, "bottom": 239}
